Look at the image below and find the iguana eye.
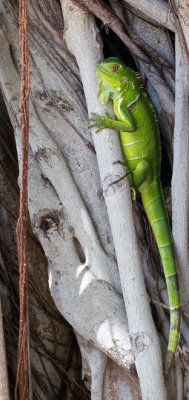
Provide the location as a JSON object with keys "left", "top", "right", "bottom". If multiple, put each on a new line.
{"left": 111, "top": 64, "right": 121, "bottom": 72}
{"left": 120, "top": 77, "right": 126, "bottom": 83}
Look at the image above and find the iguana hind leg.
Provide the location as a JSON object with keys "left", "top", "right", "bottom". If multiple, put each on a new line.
{"left": 132, "top": 159, "right": 153, "bottom": 191}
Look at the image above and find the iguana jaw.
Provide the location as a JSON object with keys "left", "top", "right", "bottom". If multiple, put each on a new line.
{"left": 97, "top": 63, "right": 122, "bottom": 89}
{"left": 97, "top": 63, "right": 124, "bottom": 103}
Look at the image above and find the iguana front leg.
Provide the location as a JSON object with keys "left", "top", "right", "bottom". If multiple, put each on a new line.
{"left": 89, "top": 110, "right": 137, "bottom": 132}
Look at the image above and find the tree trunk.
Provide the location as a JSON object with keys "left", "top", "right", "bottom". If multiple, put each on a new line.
{"left": 0, "top": 0, "right": 188, "bottom": 399}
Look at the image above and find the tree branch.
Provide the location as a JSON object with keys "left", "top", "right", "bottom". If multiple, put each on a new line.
{"left": 172, "top": 35, "right": 189, "bottom": 310}
{"left": 61, "top": 1, "right": 167, "bottom": 398}
{"left": 172, "top": 0, "right": 189, "bottom": 53}
{"left": 122, "top": 0, "right": 175, "bottom": 32}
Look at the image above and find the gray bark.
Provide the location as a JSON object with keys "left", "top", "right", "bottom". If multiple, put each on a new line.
{"left": 0, "top": 0, "right": 188, "bottom": 399}
{"left": 0, "top": 298, "right": 9, "bottom": 400}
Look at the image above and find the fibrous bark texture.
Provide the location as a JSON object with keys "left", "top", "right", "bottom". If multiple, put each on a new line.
{"left": 0, "top": 0, "right": 188, "bottom": 399}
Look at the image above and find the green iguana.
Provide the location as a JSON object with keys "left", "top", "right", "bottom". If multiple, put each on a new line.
{"left": 89, "top": 57, "right": 181, "bottom": 375}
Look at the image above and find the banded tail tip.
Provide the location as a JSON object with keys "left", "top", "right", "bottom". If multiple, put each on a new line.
{"left": 164, "top": 350, "right": 175, "bottom": 377}
{"left": 164, "top": 307, "right": 181, "bottom": 377}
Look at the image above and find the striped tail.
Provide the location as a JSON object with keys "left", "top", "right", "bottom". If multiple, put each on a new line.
{"left": 141, "top": 180, "right": 181, "bottom": 376}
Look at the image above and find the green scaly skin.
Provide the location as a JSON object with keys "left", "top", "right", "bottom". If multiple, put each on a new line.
{"left": 89, "top": 57, "right": 181, "bottom": 376}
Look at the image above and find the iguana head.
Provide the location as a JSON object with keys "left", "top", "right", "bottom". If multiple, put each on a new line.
{"left": 97, "top": 57, "right": 132, "bottom": 104}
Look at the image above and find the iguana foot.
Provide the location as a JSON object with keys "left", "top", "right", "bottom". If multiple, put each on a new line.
{"left": 88, "top": 111, "right": 114, "bottom": 132}
{"left": 113, "top": 160, "right": 127, "bottom": 167}
{"left": 111, "top": 171, "right": 131, "bottom": 185}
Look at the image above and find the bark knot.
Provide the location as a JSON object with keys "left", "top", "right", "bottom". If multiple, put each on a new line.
{"left": 39, "top": 210, "right": 61, "bottom": 237}
{"left": 130, "top": 332, "right": 151, "bottom": 358}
